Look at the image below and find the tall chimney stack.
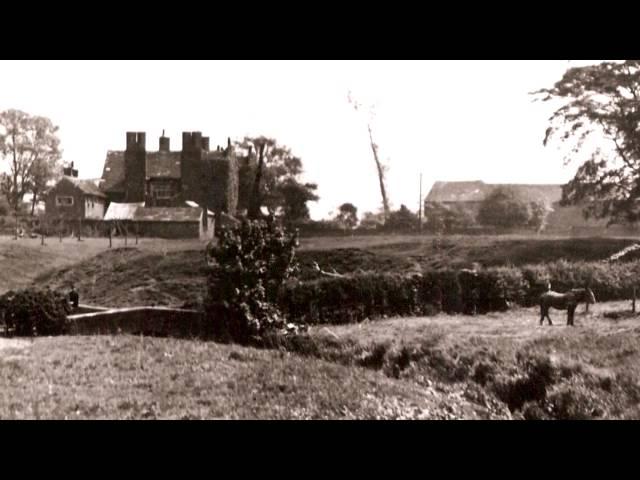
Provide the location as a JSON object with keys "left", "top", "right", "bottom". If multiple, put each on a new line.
{"left": 137, "top": 132, "right": 146, "bottom": 151}
{"left": 192, "top": 131, "right": 202, "bottom": 151}
{"left": 126, "top": 132, "right": 137, "bottom": 150}
{"left": 182, "top": 132, "right": 192, "bottom": 152}
{"left": 159, "top": 130, "right": 170, "bottom": 151}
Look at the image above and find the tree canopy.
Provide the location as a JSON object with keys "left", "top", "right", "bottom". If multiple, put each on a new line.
{"left": 532, "top": 60, "right": 640, "bottom": 224}
{"left": 334, "top": 202, "right": 358, "bottom": 230}
{"left": 385, "top": 204, "right": 418, "bottom": 230}
{"left": 477, "top": 187, "right": 530, "bottom": 228}
{"left": 0, "top": 109, "right": 62, "bottom": 214}
{"left": 235, "top": 136, "right": 318, "bottom": 224}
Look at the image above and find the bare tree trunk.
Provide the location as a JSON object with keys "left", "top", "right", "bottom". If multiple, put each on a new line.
{"left": 367, "top": 124, "right": 390, "bottom": 221}
{"left": 248, "top": 142, "right": 266, "bottom": 220}
{"left": 30, "top": 190, "right": 38, "bottom": 216}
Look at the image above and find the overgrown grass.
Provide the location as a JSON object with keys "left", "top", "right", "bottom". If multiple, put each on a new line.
{"left": 0, "top": 335, "right": 504, "bottom": 419}
{"left": 271, "top": 303, "right": 640, "bottom": 419}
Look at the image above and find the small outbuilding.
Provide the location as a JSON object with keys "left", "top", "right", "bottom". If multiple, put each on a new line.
{"left": 103, "top": 202, "right": 215, "bottom": 239}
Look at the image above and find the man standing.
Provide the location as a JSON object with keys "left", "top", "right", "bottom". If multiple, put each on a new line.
{"left": 69, "top": 285, "right": 79, "bottom": 309}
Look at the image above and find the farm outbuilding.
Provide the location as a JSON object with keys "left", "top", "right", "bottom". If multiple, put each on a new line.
{"left": 424, "top": 180, "right": 639, "bottom": 234}
{"left": 45, "top": 170, "right": 106, "bottom": 221}
{"left": 103, "top": 202, "right": 214, "bottom": 239}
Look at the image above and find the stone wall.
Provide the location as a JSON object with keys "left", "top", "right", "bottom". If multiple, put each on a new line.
{"left": 67, "top": 306, "right": 209, "bottom": 338}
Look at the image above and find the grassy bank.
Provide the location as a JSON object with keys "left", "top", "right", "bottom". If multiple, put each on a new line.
{"left": 0, "top": 335, "right": 504, "bottom": 419}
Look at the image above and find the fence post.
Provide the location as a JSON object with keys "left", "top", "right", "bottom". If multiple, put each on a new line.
{"left": 633, "top": 286, "right": 636, "bottom": 314}
{"left": 108, "top": 222, "right": 112, "bottom": 248}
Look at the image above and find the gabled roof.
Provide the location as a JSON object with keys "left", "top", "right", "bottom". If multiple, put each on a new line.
{"left": 65, "top": 177, "right": 106, "bottom": 198}
{"left": 426, "top": 180, "right": 563, "bottom": 204}
{"left": 102, "top": 151, "right": 125, "bottom": 192}
{"left": 146, "top": 152, "right": 181, "bottom": 178}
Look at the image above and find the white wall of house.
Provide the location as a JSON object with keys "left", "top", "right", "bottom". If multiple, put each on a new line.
{"left": 84, "top": 196, "right": 105, "bottom": 219}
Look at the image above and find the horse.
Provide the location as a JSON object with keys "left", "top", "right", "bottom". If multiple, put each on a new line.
{"left": 539, "top": 287, "right": 596, "bottom": 326}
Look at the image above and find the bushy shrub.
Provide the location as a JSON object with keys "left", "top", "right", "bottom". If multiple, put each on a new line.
{"left": 0, "top": 288, "right": 72, "bottom": 336}
{"left": 489, "top": 353, "right": 556, "bottom": 412}
{"left": 205, "top": 217, "right": 300, "bottom": 344}
{"left": 545, "top": 377, "right": 610, "bottom": 420}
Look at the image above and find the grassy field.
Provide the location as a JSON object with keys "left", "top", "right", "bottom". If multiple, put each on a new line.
{"left": 0, "top": 334, "right": 505, "bottom": 419}
{"left": 0, "top": 235, "right": 206, "bottom": 293}
{"left": 4, "top": 233, "right": 640, "bottom": 419}
{"left": 295, "top": 301, "right": 640, "bottom": 419}
{"left": 24, "top": 234, "right": 640, "bottom": 308}
{"left": 1, "top": 301, "right": 639, "bottom": 419}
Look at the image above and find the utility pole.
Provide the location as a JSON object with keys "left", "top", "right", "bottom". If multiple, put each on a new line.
{"left": 418, "top": 173, "right": 423, "bottom": 233}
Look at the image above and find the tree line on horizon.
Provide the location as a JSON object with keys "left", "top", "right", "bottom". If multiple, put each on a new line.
{"left": 3, "top": 60, "right": 639, "bottom": 232}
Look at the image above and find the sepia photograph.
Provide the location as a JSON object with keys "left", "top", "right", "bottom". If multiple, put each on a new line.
{"left": 0, "top": 59, "right": 638, "bottom": 420}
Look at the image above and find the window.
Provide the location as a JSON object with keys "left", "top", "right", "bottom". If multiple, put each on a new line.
{"left": 150, "top": 182, "right": 177, "bottom": 200}
{"left": 56, "top": 196, "right": 74, "bottom": 207}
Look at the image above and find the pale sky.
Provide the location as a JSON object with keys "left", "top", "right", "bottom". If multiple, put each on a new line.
{"left": 0, "top": 60, "right": 607, "bottom": 219}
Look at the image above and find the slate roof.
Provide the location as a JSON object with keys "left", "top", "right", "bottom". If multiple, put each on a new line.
{"left": 146, "top": 152, "right": 181, "bottom": 178}
{"left": 100, "top": 148, "right": 233, "bottom": 192}
{"left": 426, "top": 181, "right": 563, "bottom": 204}
{"left": 101, "top": 151, "right": 125, "bottom": 192}
{"left": 65, "top": 177, "right": 106, "bottom": 198}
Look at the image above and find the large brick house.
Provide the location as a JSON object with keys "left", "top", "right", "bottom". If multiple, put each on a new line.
{"left": 101, "top": 131, "right": 239, "bottom": 215}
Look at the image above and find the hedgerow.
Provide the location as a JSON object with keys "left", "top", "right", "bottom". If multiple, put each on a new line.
{"left": 0, "top": 288, "right": 72, "bottom": 336}
{"left": 276, "top": 260, "right": 640, "bottom": 325}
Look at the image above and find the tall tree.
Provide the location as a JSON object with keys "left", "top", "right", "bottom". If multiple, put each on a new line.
{"left": 477, "top": 187, "right": 530, "bottom": 228}
{"left": 348, "top": 91, "right": 391, "bottom": 221}
{"left": 0, "top": 109, "right": 62, "bottom": 214}
{"left": 334, "top": 202, "right": 358, "bottom": 231}
{"left": 29, "top": 155, "right": 62, "bottom": 216}
{"left": 235, "top": 136, "right": 318, "bottom": 222}
{"left": 532, "top": 60, "right": 640, "bottom": 224}
{"left": 386, "top": 204, "right": 418, "bottom": 231}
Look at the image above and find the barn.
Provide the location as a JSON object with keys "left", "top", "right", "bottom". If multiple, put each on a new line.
{"left": 103, "top": 202, "right": 215, "bottom": 240}
{"left": 424, "top": 180, "right": 637, "bottom": 234}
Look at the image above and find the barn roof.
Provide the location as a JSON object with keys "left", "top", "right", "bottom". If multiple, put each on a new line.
{"left": 426, "top": 181, "right": 563, "bottom": 204}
